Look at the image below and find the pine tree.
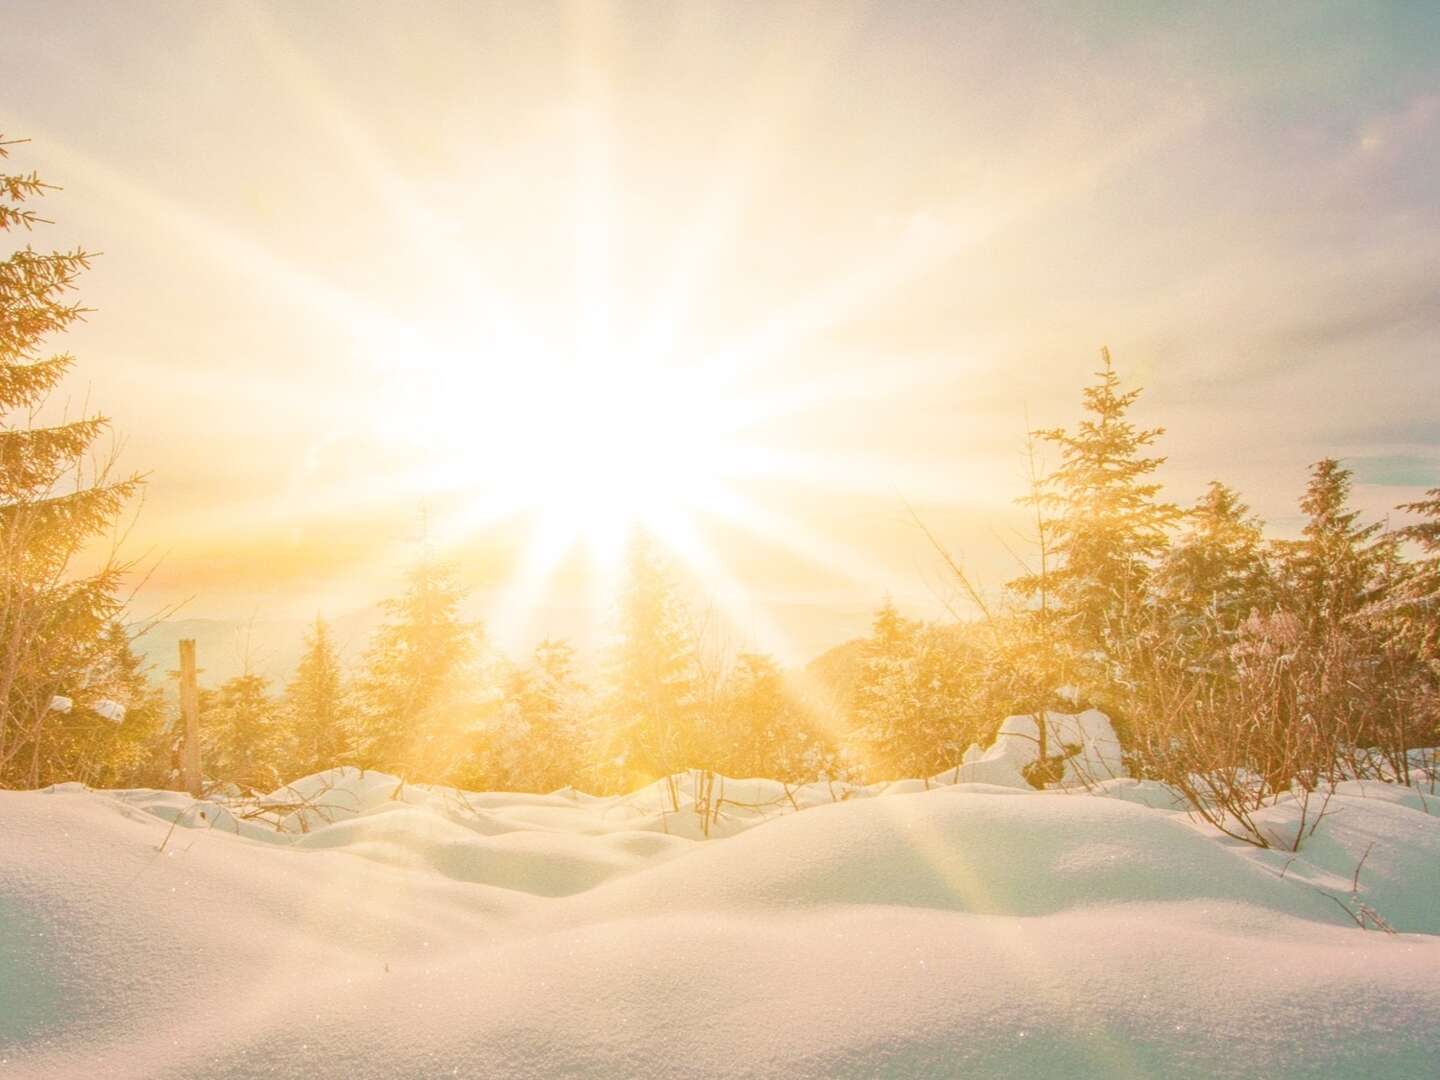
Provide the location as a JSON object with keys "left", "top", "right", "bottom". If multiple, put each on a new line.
{"left": 1, "top": 136, "right": 141, "bottom": 787}
{"left": 1391, "top": 488, "right": 1440, "bottom": 664}
{"left": 711, "top": 651, "right": 838, "bottom": 782}
{"left": 849, "top": 596, "right": 918, "bottom": 767}
{"left": 358, "top": 560, "right": 478, "bottom": 775}
{"left": 851, "top": 600, "right": 976, "bottom": 779}
{"left": 1277, "top": 459, "right": 1388, "bottom": 633}
{"left": 601, "top": 538, "right": 702, "bottom": 791}
{"left": 205, "top": 673, "right": 283, "bottom": 790}
{"left": 31, "top": 621, "right": 166, "bottom": 788}
{"left": 1012, "top": 347, "right": 1180, "bottom": 661}
{"left": 285, "top": 616, "right": 352, "bottom": 776}
{"left": 1157, "top": 482, "right": 1272, "bottom": 633}
{"left": 476, "top": 637, "right": 587, "bottom": 792}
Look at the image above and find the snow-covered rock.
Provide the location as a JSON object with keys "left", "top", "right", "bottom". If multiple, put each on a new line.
{"left": 936, "top": 708, "right": 1126, "bottom": 789}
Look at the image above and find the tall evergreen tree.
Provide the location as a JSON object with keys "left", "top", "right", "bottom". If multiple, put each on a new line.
{"left": 1157, "top": 481, "right": 1272, "bottom": 632}
{"left": 32, "top": 621, "right": 165, "bottom": 788}
{"left": 1, "top": 136, "right": 141, "bottom": 787}
{"left": 601, "top": 537, "right": 702, "bottom": 790}
{"left": 1276, "top": 459, "right": 1388, "bottom": 633}
{"left": 358, "top": 560, "right": 478, "bottom": 774}
{"left": 205, "top": 673, "right": 283, "bottom": 790}
{"left": 474, "top": 637, "right": 588, "bottom": 793}
{"left": 711, "top": 651, "right": 838, "bottom": 783}
{"left": 851, "top": 600, "right": 977, "bottom": 779}
{"left": 1012, "top": 348, "right": 1179, "bottom": 660}
{"left": 1391, "top": 488, "right": 1440, "bottom": 665}
{"left": 285, "top": 616, "right": 352, "bottom": 776}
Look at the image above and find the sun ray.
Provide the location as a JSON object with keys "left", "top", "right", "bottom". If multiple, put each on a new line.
{"left": 694, "top": 486, "right": 902, "bottom": 601}
{"left": 481, "top": 509, "right": 582, "bottom": 653}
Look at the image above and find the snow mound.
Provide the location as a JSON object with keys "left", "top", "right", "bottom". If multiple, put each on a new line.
{"left": 937, "top": 708, "right": 1126, "bottom": 788}
{"left": 5, "top": 762, "right": 1440, "bottom": 1078}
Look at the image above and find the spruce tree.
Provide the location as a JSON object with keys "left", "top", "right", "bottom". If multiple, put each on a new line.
{"left": 285, "top": 616, "right": 352, "bottom": 776}
{"left": 481, "top": 637, "right": 587, "bottom": 793}
{"left": 1, "top": 136, "right": 140, "bottom": 787}
{"left": 602, "top": 538, "right": 702, "bottom": 790}
{"left": 849, "top": 596, "right": 917, "bottom": 768}
{"left": 712, "top": 651, "right": 837, "bottom": 782}
{"left": 205, "top": 673, "right": 283, "bottom": 790}
{"left": 1278, "top": 459, "right": 1387, "bottom": 633}
{"left": 851, "top": 600, "right": 975, "bottom": 779}
{"left": 1012, "top": 348, "right": 1179, "bottom": 661}
{"left": 358, "top": 560, "right": 478, "bottom": 774}
{"left": 1157, "top": 481, "right": 1272, "bottom": 633}
{"left": 33, "top": 621, "right": 165, "bottom": 788}
{"left": 1392, "top": 488, "right": 1440, "bottom": 664}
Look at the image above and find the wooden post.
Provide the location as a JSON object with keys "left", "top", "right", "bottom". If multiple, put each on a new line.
{"left": 179, "top": 639, "right": 202, "bottom": 796}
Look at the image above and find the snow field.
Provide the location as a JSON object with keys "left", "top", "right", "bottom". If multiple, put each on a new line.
{"left": 3, "top": 713, "right": 1440, "bottom": 1078}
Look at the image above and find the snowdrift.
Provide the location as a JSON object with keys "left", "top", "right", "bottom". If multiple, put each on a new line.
{"left": 5, "top": 723, "right": 1440, "bottom": 1078}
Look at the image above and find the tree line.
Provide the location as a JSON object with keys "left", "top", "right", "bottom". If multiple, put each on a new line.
{"left": 4, "top": 138, "right": 1438, "bottom": 802}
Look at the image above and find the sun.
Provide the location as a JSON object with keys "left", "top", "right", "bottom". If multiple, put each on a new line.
{"left": 352, "top": 293, "right": 929, "bottom": 656}
{"left": 478, "top": 349, "right": 741, "bottom": 554}
{"left": 375, "top": 324, "right": 751, "bottom": 569}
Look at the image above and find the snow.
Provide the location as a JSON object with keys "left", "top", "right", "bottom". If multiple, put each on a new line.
{"left": 934, "top": 708, "right": 1127, "bottom": 788}
{"left": 92, "top": 699, "right": 127, "bottom": 724}
{"left": 4, "top": 744, "right": 1440, "bottom": 1077}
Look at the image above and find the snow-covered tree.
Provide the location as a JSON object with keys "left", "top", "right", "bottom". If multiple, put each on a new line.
{"left": 0, "top": 136, "right": 141, "bottom": 788}
{"left": 851, "top": 600, "right": 976, "bottom": 779}
{"left": 1275, "top": 458, "right": 1389, "bottom": 634}
{"left": 470, "top": 638, "right": 589, "bottom": 793}
{"left": 1390, "top": 487, "right": 1440, "bottom": 665}
{"left": 1156, "top": 481, "right": 1272, "bottom": 638}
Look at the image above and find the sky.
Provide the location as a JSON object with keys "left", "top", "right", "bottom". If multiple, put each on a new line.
{"left": 4, "top": 1, "right": 1440, "bottom": 665}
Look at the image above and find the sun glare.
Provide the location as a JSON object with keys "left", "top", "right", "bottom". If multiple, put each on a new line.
{"left": 378, "top": 323, "right": 753, "bottom": 570}
{"left": 480, "top": 350, "right": 739, "bottom": 549}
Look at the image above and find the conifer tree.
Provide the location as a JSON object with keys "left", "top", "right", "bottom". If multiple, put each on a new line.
{"left": 1, "top": 136, "right": 140, "bottom": 787}
{"left": 32, "top": 621, "right": 165, "bottom": 788}
{"left": 601, "top": 538, "right": 702, "bottom": 790}
{"left": 476, "top": 637, "right": 587, "bottom": 792}
{"left": 711, "top": 651, "right": 838, "bottom": 782}
{"left": 851, "top": 600, "right": 975, "bottom": 779}
{"left": 205, "top": 673, "right": 283, "bottom": 790}
{"left": 850, "top": 595, "right": 917, "bottom": 760}
{"left": 358, "top": 560, "right": 478, "bottom": 774}
{"left": 1012, "top": 348, "right": 1179, "bottom": 661}
{"left": 1277, "top": 459, "right": 1388, "bottom": 633}
{"left": 1391, "top": 488, "right": 1440, "bottom": 664}
{"left": 285, "top": 616, "right": 352, "bottom": 776}
{"left": 1157, "top": 482, "right": 1272, "bottom": 633}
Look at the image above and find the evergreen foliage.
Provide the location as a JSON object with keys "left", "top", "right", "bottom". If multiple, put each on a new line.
{"left": 204, "top": 673, "right": 283, "bottom": 790}
{"left": 357, "top": 560, "right": 478, "bottom": 775}
{"left": 600, "top": 538, "right": 703, "bottom": 790}
{"left": 0, "top": 136, "right": 141, "bottom": 788}
{"left": 709, "top": 651, "right": 839, "bottom": 783}
{"left": 1390, "top": 488, "right": 1440, "bottom": 665}
{"left": 1012, "top": 348, "right": 1180, "bottom": 663}
{"left": 1276, "top": 458, "right": 1389, "bottom": 634}
{"left": 285, "top": 617, "right": 353, "bottom": 775}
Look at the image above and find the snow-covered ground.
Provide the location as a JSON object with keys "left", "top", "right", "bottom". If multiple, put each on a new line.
{"left": 4, "top": 716, "right": 1440, "bottom": 1078}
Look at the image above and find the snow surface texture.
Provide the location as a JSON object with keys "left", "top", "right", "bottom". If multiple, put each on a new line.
{"left": 4, "top": 712, "right": 1440, "bottom": 1079}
